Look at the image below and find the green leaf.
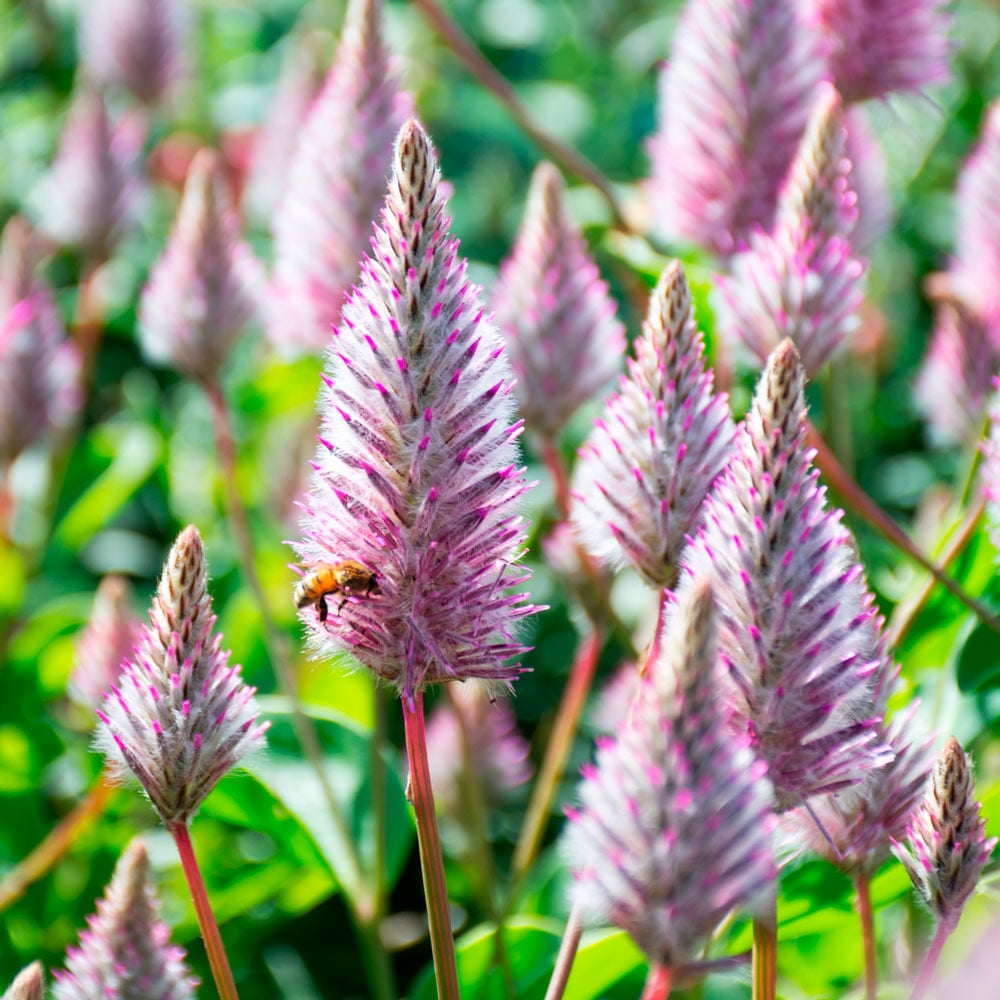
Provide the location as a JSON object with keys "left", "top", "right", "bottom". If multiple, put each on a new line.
{"left": 957, "top": 620, "right": 1000, "bottom": 692}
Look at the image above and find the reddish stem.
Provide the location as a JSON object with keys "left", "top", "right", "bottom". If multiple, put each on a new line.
{"left": 512, "top": 628, "right": 603, "bottom": 882}
{"left": 539, "top": 438, "right": 573, "bottom": 521}
{"left": 752, "top": 908, "right": 777, "bottom": 1000}
{"left": 855, "top": 874, "right": 877, "bottom": 1000}
{"left": 543, "top": 907, "right": 583, "bottom": 1000}
{"left": 170, "top": 822, "right": 240, "bottom": 1000}
{"left": 403, "top": 691, "right": 460, "bottom": 1000}
{"left": 641, "top": 963, "right": 673, "bottom": 1000}
{"left": 909, "top": 920, "right": 953, "bottom": 1000}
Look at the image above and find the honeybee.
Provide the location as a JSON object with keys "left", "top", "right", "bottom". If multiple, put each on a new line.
{"left": 294, "top": 560, "right": 380, "bottom": 623}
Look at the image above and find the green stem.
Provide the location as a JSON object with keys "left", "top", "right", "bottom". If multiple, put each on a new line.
{"left": 543, "top": 907, "right": 583, "bottom": 1000}
{"left": 855, "top": 874, "right": 877, "bottom": 1000}
{"left": 752, "top": 907, "right": 777, "bottom": 1000}
{"left": 808, "top": 422, "right": 1000, "bottom": 636}
{"left": 171, "top": 823, "right": 240, "bottom": 1000}
{"left": 403, "top": 690, "right": 460, "bottom": 1000}
{"left": 512, "top": 628, "right": 603, "bottom": 883}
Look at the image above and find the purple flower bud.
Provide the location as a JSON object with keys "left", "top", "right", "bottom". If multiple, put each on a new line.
{"left": 492, "top": 162, "right": 625, "bottom": 440}
{"left": 719, "top": 85, "right": 867, "bottom": 375}
{"left": 53, "top": 840, "right": 197, "bottom": 1000}
{"left": 426, "top": 686, "right": 533, "bottom": 819}
{"left": 571, "top": 260, "right": 735, "bottom": 589}
{"left": 139, "top": 149, "right": 264, "bottom": 382}
{"left": 0, "top": 218, "right": 82, "bottom": 463}
{"left": 294, "top": 119, "right": 541, "bottom": 703}
{"left": 893, "top": 737, "right": 997, "bottom": 933}
{"left": 678, "top": 340, "right": 890, "bottom": 810}
{"left": 78, "top": 0, "right": 189, "bottom": 107}
{"left": 2, "top": 963, "right": 44, "bottom": 1000}
{"left": 646, "top": 0, "right": 821, "bottom": 257}
{"left": 96, "top": 525, "right": 269, "bottom": 826}
{"left": 983, "top": 377, "right": 1000, "bottom": 551}
{"left": 37, "top": 90, "right": 142, "bottom": 260}
{"left": 69, "top": 575, "right": 144, "bottom": 714}
{"left": 564, "top": 579, "right": 776, "bottom": 967}
{"left": 269, "top": 0, "right": 414, "bottom": 356}
{"left": 812, "top": 0, "right": 950, "bottom": 104}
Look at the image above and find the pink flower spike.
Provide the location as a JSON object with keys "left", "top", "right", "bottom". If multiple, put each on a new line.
{"left": 646, "top": 0, "right": 821, "bottom": 257}
{"left": 96, "top": 526, "right": 267, "bottom": 826}
{"left": 2, "top": 963, "right": 44, "bottom": 1000}
{"left": 139, "top": 149, "right": 264, "bottom": 382}
{"left": 53, "top": 840, "right": 197, "bottom": 999}
{"left": 718, "top": 85, "right": 867, "bottom": 375}
{"left": 982, "top": 378, "right": 1000, "bottom": 552}
{"left": 571, "top": 260, "right": 735, "bottom": 589}
{"left": 269, "top": 0, "right": 414, "bottom": 356}
{"left": 492, "top": 162, "right": 625, "bottom": 440}
{"left": 563, "top": 579, "right": 776, "bottom": 967}
{"left": 678, "top": 340, "right": 891, "bottom": 810}
{"left": 811, "top": 0, "right": 951, "bottom": 104}
{"left": 294, "top": 119, "right": 541, "bottom": 702}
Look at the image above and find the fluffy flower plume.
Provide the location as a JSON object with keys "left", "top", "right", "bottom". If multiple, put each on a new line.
{"left": 492, "top": 162, "right": 625, "bottom": 440}
{"left": 139, "top": 149, "right": 264, "bottom": 382}
{"left": 2, "top": 964, "right": 44, "bottom": 1000}
{"left": 678, "top": 340, "right": 889, "bottom": 810}
{"left": 426, "top": 686, "right": 533, "bottom": 818}
{"left": 0, "top": 217, "right": 81, "bottom": 463}
{"left": 646, "top": 0, "right": 820, "bottom": 257}
{"left": 53, "top": 840, "right": 197, "bottom": 1000}
{"left": 811, "top": 0, "right": 950, "bottom": 104}
{"left": 918, "top": 101, "right": 1000, "bottom": 443}
{"left": 96, "top": 525, "right": 269, "bottom": 827}
{"left": 571, "top": 260, "right": 735, "bottom": 589}
{"left": 294, "top": 119, "right": 539, "bottom": 702}
{"left": 69, "top": 575, "right": 144, "bottom": 714}
{"left": 893, "top": 738, "right": 996, "bottom": 933}
{"left": 37, "top": 89, "right": 141, "bottom": 260}
{"left": 983, "top": 378, "right": 1000, "bottom": 551}
{"left": 719, "top": 85, "right": 866, "bottom": 375}
{"left": 564, "top": 579, "right": 776, "bottom": 968}
{"left": 78, "top": 0, "right": 189, "bottom": 106}
{"left": 269, "top": 0, "right": 413, "bottom": 355}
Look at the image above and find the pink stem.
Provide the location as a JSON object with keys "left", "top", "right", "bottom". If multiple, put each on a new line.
{"left": 403, "top": 691, "right": 460, "bottom": 1000}
{"left": 543, "top": 907, "right": 583, "bottom": 1000}
{"left": 909, "top": 920, "right": 953, "bottom": 1000}
{"left": 855, "top": 874, "right": 877, "bottom": 1000}
{"left": 641, "top": 963, "right": 673, "bottom": 1000}
{"left": 170, "top": 822, "right": 240, "bottom": 1000}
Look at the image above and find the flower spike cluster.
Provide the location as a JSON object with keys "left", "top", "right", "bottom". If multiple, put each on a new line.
{"left": 269, "top": 0, "right": 413, "bottom": 355}
{"left": 646, "top": 0, "right": 820, "bottom": 257}
{"left": 893, "top": 738, "right": 997, "bottom": 933}
{"left": 563, "top": 579, "right": 776, "bottom": 968}
{"left": 140, "top": 149, "right": 264, "bottom": 382}
{"left": 492, "top": 162, "right": 625, "bottom": 441}
{"left": 983, "top": 378, "right": 1000, "bottom": 552}
{"left": 96, "top": 525, "right": 269, "bottom": 827}
{"left": 719, "top": 85, "right": 866, "bottom": 375}
{"left": 295, "top": 119, "right": 540, "bottom": 703}
{"left": 811, "top": 0, "right": 950, "bottom": 105}
{"left": 571, "top": 260, "right": 735, "bottom": 589}
{"left": 2, "top": 964, "right": 44, "bottom": 1000}
{"left": 678, "top": 340, "right": 889, "bottom": 810}
{"left": 53, "top": 840, "right": 197, "bottom": 1000}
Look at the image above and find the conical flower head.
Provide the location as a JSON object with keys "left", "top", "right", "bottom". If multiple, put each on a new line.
{"left": 53, "top": 840, "right": 197, "bottom": 1000}
{"left": 294, "top": 119, "right": 540, "bottom": 703}
{"left": 0, "top": 218, "right": 82, "bottom": 463}
{"left": 2, "top": 964, "right": 44, "bottom": 1000}
{"left": 983, "top": 377, "right": 1000, "bottom": 552}
{"left": 893, "top": 737, "right": 997, "bottom": 932}
{"left": 492, "top": 162, "right": 625, "bottom": 440}
{"left": 96, "top": 525, "right": 269, "bottom": 826}
{"left": 78, "top": 0, "right": 189, "bottom": 106}
{"left": 719, "top": 85, "right": 866, "bottom": 375}
{"left": 571, "top": 260, "right": 735, "bottom": 589}
{"left": 269, "top": 0, "right": 414, "bottom": 356}
{"left": 811, "top": 0, "right": 950, "bottom": 105}
{"left": 564, "top": 579, "right": 776, "bottom": 967}
{"left": 139, "top": 149, "right": 264, "bottom": 382}
{"left": 37, "top": 89, "right": 141, "bottom": 260}
{"left": 70, "top": 575, "right": 144, "bottom": 714}
{"left": 678, "top": 340, "right": 889, "bottom": 810}
{"left": 646, "top": 0, "right": 821, "bottom": 257}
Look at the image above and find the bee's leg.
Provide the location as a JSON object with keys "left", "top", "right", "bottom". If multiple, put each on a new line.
{"left": 335, "top": 594, "right": 348, "bottom": 614}
{"left": 318, "top": 595, "right": 329, "bottom": 624}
